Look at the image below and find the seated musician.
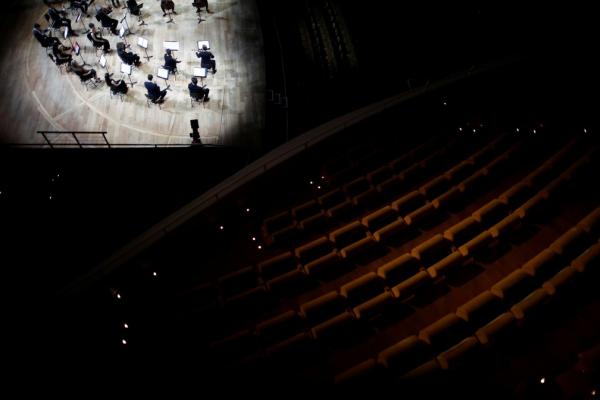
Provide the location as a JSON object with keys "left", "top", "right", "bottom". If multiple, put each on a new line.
{"left": 95, "top": 6, "right": 119, "bottom": 35}
{"left": 196, "top": 45, "right": 216, "bottom": 73}
{"left": 87, "top": 23, "right": 111, "bottom": 52}
{"left": 33, "top": 23, "right": 60, "bottom": 48}
{"left": 126, "top": 0, "right": 143, "bottom": 16}
{"left": 160, "top": 0, "right": 177, "bottom": 16}
{"left": 117, "top": 42, "right": 142, "bottom": 66}
{"left": 105, "top": 73, "right": 128, "bottom": 94}
{"left": 188, "top": 77, "right": 210, "bottom": 102}
{"left": 163, "top": 49, "right": 181, "bottom": 73}
{"left": 193, "top": 0, "right": 211, "bottom": 13}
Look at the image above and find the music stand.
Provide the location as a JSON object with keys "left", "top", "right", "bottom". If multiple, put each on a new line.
{"left": 119, "top": 26, "right": 130, "bottom": 47}
{"left": 76, "top": 12, "right": 90, "bottom": 34}
{"left": 163, "top": 41, "right": 180, "bottom": 51}
{"left": 197, "top": 41, "right": 210, "bottom": 50}
{"left": 120, "top": 13, "right": 133, "bottom": 35}
{"left": 99, "top": 54, "right": 110, "bottom": 74}
{"left": 120, "top": 62, "right": 137, "bottom": 87}
{"left": 73, "top": 41, "right": 87, "bottom": 65}
{"left": 193, "top": 67, "right": 208, "bottom": 84}
{"left": 157, "top": 67, "right": 171, "bottom": 85}
{"left": 137, "top": 37, "right": 152, "bottom": 61}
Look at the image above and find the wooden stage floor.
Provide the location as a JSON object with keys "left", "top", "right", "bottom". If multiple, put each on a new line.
{"left": 0, "top": 0, "right": 265, "bottom": 147}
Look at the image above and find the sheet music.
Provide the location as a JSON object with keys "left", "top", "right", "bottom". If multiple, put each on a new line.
{"left": 193, "top": 67, "right": 207, "bottom": 78}
{"left": 76, "top": 13, "right": 81, "bottom": 23}
{"left": 163, "top": 41, "right": 180, "bottom": 51}
{"left": 64, "top": 27, "right": 69, "bottom": 40}
{"left": 120, "top": 63, "right": 132, "bottom": 75}
{"left": 99, "top": 55, "right": 107, "bottom": 68}
{"left": 197, "top": 41, "right": 210, "bottom": 50}
{"left": 73, "top": 42, "right": 81, "bottom": 55}
{"left": 157, "top": 67, "right": 169, "bottom": 79}
{"left": 119, "top": 26, "right": 126, "bottom": 38}
{"left": 137, "top": 37, "right": 148, "bottom": 48}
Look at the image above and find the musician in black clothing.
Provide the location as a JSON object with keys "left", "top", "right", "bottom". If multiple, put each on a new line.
{"left": 163, "top": 49, "right": 181, "bottom": 73}
{"left": 105, "top": 73, "right": 128, "bottom": 94}
{"left": 95, "top": 7, "right": 119, "bottom": 35}
{"left": 117, "top": 42, "right": 142, "bottom": 66}
{"left": 126, "top": 0, "right": 143, "bottom": 16}
{"left": 160, "top": 0, "right": 177, "bottom": 16}
{"left": 51, "top": 42, "right": 72, "bottom": 65}
{"left": 188, "top": 77, "right": 209, "bottom": 101}
{"left": 88, "top": 23, "right": 111, "bottom": 52}
{"left": 47, "top": 5, "right": 77, "bottom": 35}
{"left": 144, "top": 74, "right": 168, "bottom": 102}
{"left": 32, "top": 23, "right": 60, "bottom": 48}
{"left": 71, "top": 0, "right": 95, "bottom": 16}
{"left": 193, "top": 0, "right": 211, "bottom": 13}
{"left": 195, "top": 45, "right": 216, "bottom": 73}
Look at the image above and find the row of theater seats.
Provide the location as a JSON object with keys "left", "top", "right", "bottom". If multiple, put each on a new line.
{"left": 553, "top": 341, "right": 600, "bottom": 398}
{"left": 192, "top": 133, "right": 520, "bottom": 329}
{"left": 207, "top": 141, "right": 595, "bottom": 366}
{"left": 260, "top": 133, "right": 480, "bottom": 246}
{"left": 334, "top": 207, "right": 600, "bottom": 384}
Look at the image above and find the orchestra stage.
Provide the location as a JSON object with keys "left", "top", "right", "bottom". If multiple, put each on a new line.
{"left": 0, "top": 0, "right": 265, "bottom": 147}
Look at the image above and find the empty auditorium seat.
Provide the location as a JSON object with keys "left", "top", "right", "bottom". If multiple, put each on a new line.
{"left": 367, "top": 165, "right": 395, "bottom": 186}
{"left": 376, "top": 176, "right": 405, "bottom": 198}
{"left": 418, "top": 313, "right": 470, "bottom": 352}
{"left": 510, "top": 288, "right": 550, "bottom": 321}
{"left": 483, "top": 151, "right": 511, "bottom": 179}
{"left": 542, "top": 266, "right": 579, "bottom": 296}
{"left": 475, "top": 312, "right": 516, "bottom": 346}
{"left": 258, "top": 252, "right": 298, "bottom": 280}
{"left": 427, "top": 251, "right": 465, "bottom": 279}
{"left": 445, "top": 160, "right": 475, "bottom": 183}
{"left": 433, "top": 186, "right": 463, "bottom": 210}
{"left": 391, "top": 191, "right": 425, "bottom": 216}
{"left": 490, "top": 269, "right": 536, "bottom": 304}
{"left": 489, "top": 213, "right": 521, "bottom": 239}
{"left": 458, "top": 231, "right": 494, "bottom": 259}
{"left": 405, "top": 203, "right": 440, "bottom": 228}
{"left": 352, "top": 187, "right": 379, "bottom": 210}
{"left": 256, "top": 310, "right": 305, "bottom": 345}
{"left": 361, "top": 206, "right": 400, "bottom": 232}
{"left": 329, "top": 221, "right": 369, "bottom": 249}
{"left": 524, "top": 165, "right": 554, "bottom": 189}
{"left": 499, "top": 181, "right": 532, "bottom": 208}
{"left": 265, "top": 268, "right": 308, "bottom": 294}
{"left": 399, "top": 164, "right": 425, "bottom": 185}
{"left": 391, "top": 271, "right": 433, "bottom": 300}
{"left": 515, "top": 193, "right": 548, "bottom": 221}
{"left": 311, "top": 311, "right": 356, "bottom": 341}
{"left": 521, "top": 249, "right": 566, "bottom": 283}
{"left": 218, "top": 267, "right": 259, "bottom": 298}
{"left": 373, "top": 218, "right": 408, "bottom": 243}
{"left": 420, "top": 176, "right": 452, "bottom": 199}
{"left": 550, "top": 227, "right": 593, "bottom": 259}
{"left": 318, "top": 188, "right": 347, "bottom": 210}
{"left": 571, "top": 242, "right": 600, "bottom": 274}
{"left": 265, "top": 332, "right": 315, "bottom": 361}
{"left": 390, "top": 154, "right": 413, "bottom": 174}
{"left": 292, "top": 200, "right": 322, "bottom": 221}
{"left": 340, "top": 272, "right": 386, "bottom": 307}
{"left": 264, "top": 211, "right": 294, "bottom": 234}
{"left": 298, "top": 211, "right": 328, "bottom": 232}
{"left": 541, "top": 175, "right": 569, "bottom": 200}
{"left": 411, "top": 234, "right": 452, "bottom": 266}
{"left": 326, "top": 199, "right": 355, "bottom": 220}
{"left": 270, "top": 224, "right": 299, "bottom": 245}
{"left": 344, "top": 177, "right": 372, "bottom": 198}
{"left": 209, "top": 329, "right": 258, "bottom": 360}
{"left": 456, "top": 290, "right": 505, "bottom": 327}
{"left": 334, "top": 359, "right": 380, "bottom": 384}
{"left": 377, "top": 253, "right": 421, "bottom": 286}
{"left": 353, "top": 292, "right": 395, "bottom": 321}
{"left": 303, "top": 250, "right": 344, "bottom": 279}
{"left": 472, "top": 199, "right": 508, "bottom": 228}
{"left": 458, "top": 170, "right": 487, "bottom": 196}
{"left": 300, "top": 291, "right": 347, "bottom": 326}
{"left": 223, "top": 285, "right": 269, "bottom": 313}
{"left": 377, "top": 335, "right": 434, "bottom": 374}
{"left": 340, "top": 235, "right": 377, "bottom": 261}
{"left": 437, "top": 336, "right": 480, "bottom": 370}
{"left": 295, "top": 237, "right": 334, "bottom": 265}
{"left": 577, "top": 207, "right": 600, "bottom": 237}
{"left": 443, "top": 217, "right": 482, "bottom": 246}
{"left": 399, "top": 359, "right": 442, "bottom": 381}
